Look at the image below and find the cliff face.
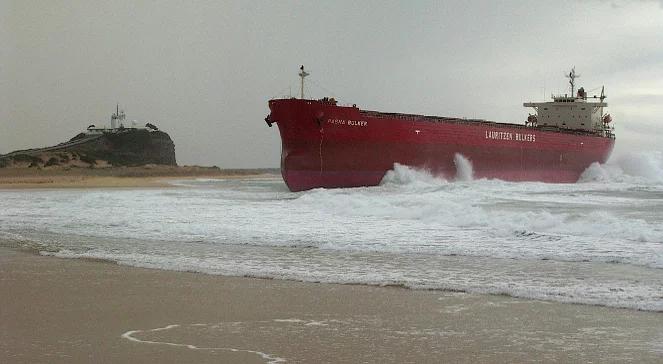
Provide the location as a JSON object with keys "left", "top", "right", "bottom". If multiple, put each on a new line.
{"left": 0, "top": 129, "right": 177, "bottom": 168}
{"left": 68, "top": 130, "right": 177, "bottom": 166}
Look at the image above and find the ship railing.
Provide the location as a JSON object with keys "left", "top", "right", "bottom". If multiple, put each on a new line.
{"left": 602, "top": 129, "right": 616, "bottom": 139}
{"left": 361, "top": 110, "right": 531, "bottom": 129}
{"left": 551, "top": 94, "right": 578, "bottom": 101}
{"left": 360, "top": 110, "right": 612, "bottom": 138}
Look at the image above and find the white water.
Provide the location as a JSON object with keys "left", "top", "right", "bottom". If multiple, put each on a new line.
{"left": 580, "top": 151, "right": 663, "bottom": 183}
{"left": 1, "top": 152, "right": 662, "bottom": 311}
{"left": 453, "top": 153, "right": 474, "bottom": 181}
{"left": 121, "top": 324, "right": 285, "bottom": 363}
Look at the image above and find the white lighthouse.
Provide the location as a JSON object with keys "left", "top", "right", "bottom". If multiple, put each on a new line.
{"left": 110, "top": 104, "right": 126, "bottom": 129}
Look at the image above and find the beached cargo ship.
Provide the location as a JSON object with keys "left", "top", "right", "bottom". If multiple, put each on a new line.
{"left": 266, "top": 67, "right": 615, "bottom": 192}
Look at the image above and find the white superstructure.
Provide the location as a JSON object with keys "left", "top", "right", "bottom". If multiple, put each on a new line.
{"left": 110, "top": 104, "right": 126, "bottom": 129}
{"left": 85, "top": 105, "right": 158, "bottom": 135}
{"left": 523, "top": 68, "right": 613, "bottom": 137}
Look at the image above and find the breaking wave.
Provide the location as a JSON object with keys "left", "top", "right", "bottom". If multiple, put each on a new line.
{"left": 380, "top": 163, "right": 447, "bottom": 188}
{"left": 453, "top": 153, "right": 474, "bottom": 181}
{"left": 298, "top": 164, "right": 663, "bottom": 257}
{"left": 580, "top": 151, "right": 663, "bottom": 184}
{"left": 380, "top": 153, "right": 475, "bottom": 187}
{"left": 2, "top": 159, "right": 663, "bottom": 312}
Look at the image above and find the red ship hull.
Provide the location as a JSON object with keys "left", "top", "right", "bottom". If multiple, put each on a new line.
{"left": 267, "top": 99, "right": 615, "bottom": 192}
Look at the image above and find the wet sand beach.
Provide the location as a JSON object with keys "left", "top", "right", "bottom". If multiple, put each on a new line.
{"left": 0, "top": 166, "right": 277, "bottom": 189}
{"left": 1, "top": 247, "right": 662, "bottom": 363}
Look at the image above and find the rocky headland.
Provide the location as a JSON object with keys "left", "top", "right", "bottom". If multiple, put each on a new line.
{"left": 0, "top": 127, "right": 278, "bottom": 188}
{"left": 0, "top": 129, "right": 176, "bottom": 169}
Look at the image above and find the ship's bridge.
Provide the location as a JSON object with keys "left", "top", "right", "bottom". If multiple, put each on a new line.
{"left": 552, "top": 95, "right": 584, "bottom": 103}
{"left": 524, "top": 97, "right": 607, "bottom": 131}
{"left": 523, "top": 69, "right": 611, "bottom": 134}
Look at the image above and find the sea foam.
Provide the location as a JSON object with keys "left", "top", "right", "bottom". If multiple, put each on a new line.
{"left": 580, "top": 150, "right": 663, "bottom": 183}
{"left": 2, "top": 158, "right": 662, "bottom": 312}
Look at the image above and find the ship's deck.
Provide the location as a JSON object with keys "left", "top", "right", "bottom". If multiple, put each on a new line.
{"left": 359, "top": 110, "right": 614, "bottom": 139}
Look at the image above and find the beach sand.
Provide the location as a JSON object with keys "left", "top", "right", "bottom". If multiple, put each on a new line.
{"left": 0, "top": 166, "right": 277, "bottom": 189}
{"left": 1, "top": 247, "right": 661, "bottom": 363}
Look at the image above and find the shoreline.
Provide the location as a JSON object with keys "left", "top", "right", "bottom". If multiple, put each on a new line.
{"left": 2, "top": 247, "right": 662, "bottom": 363}
{"left": 0, "top": 166, "right": 279, "bottom": 189}
{"left": 5, "top": 240, "right": 661, "bottom": 313}
{"left": 35, "top": 247, "right": 663, "bottom": 313}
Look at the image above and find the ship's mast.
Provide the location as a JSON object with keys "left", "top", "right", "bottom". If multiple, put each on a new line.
{"left": 600, "top": 86, "right": 606, "bottom": 103}
{"left": 298, "top": 65, "right": 309, "bottom": 99}
{"left": 565, "top": 67, "right": 580, "bottom": 97}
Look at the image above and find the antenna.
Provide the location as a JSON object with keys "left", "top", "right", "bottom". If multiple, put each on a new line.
{"left": 565, "top": 67, "right": 580, "bottom": 97}
{"left": 298, "top": 65, "right": 310, "bottom": 99}
{"left": 600, "top": 86, "right": 606, "bottom": 102}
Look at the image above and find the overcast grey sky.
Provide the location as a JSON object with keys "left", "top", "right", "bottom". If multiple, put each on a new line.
{"left": 2, "top": 0, "right": 662, "bottom": 167}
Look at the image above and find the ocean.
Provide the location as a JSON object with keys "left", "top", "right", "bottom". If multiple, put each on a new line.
{"left": 1, "top": 151, "right": 662, "bottom": 312}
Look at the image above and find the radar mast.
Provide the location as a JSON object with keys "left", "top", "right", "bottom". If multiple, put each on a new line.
{"left": 600, "top": 86, "right": 606, "bottom": 103}
{"left": 298, "top": 65, "right": 309, "bottom": 99}
{"left": 565, "top": 67, "right": 580, "bottom": 97}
